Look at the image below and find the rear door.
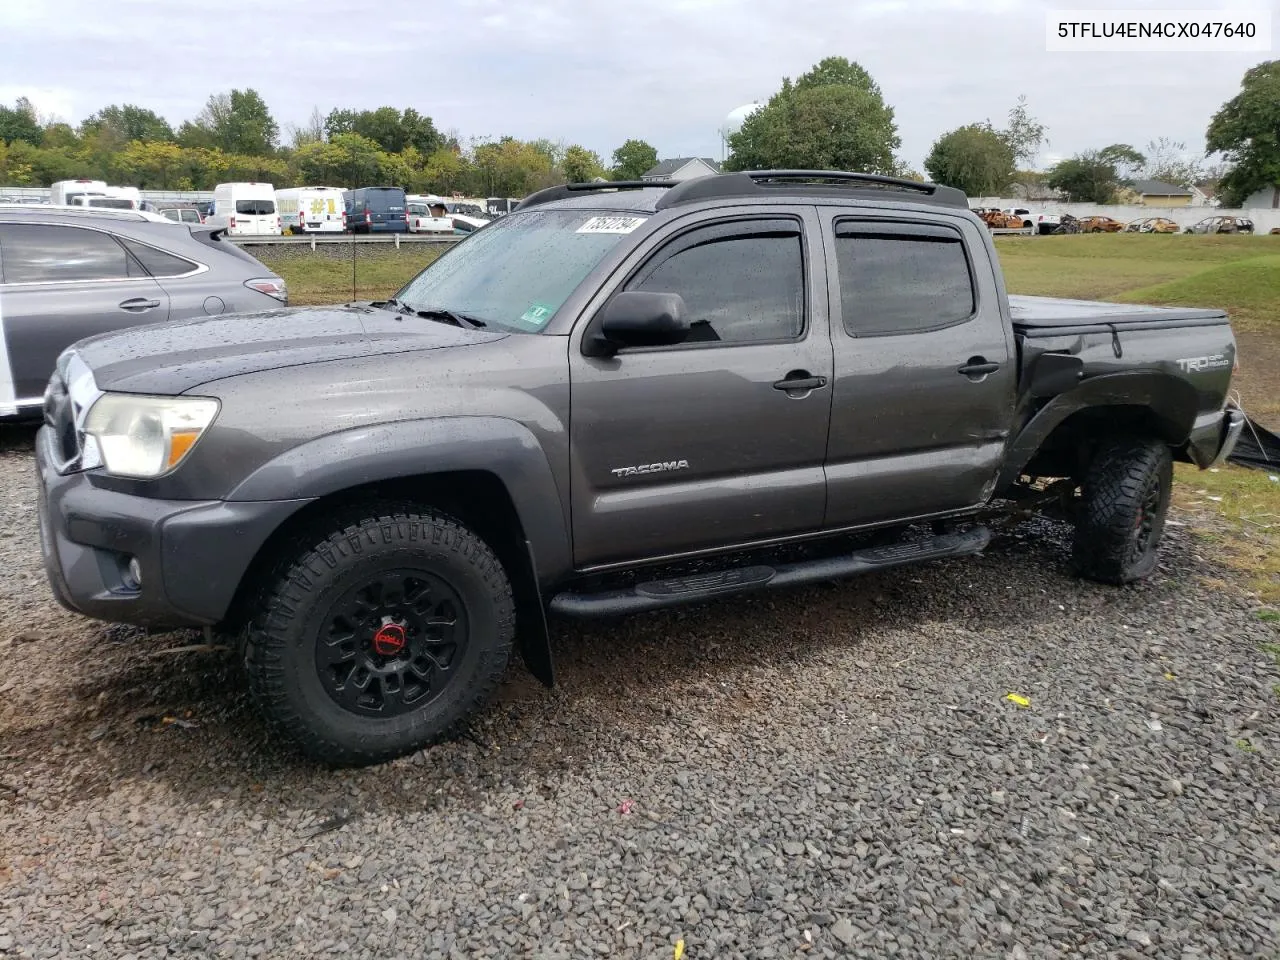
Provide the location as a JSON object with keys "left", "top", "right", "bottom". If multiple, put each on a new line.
{"left": 820, "top": 210, "right": 1016, "bottom": 527}
{"left": 568, "top": 207, "right": 833, "bottom": 567}
{"left": 0, "top": 221, "right": 170, "bottom": 402}
{"left": 367, "top": 188, "right": 406, "bottom": 232}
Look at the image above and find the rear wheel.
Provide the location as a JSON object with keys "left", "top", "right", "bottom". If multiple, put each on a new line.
{"left": 244, "top": 507, "right": 514, "bottom": 766}
{"left": 1072, "top": 437, "right": 1172, "bottom": 584}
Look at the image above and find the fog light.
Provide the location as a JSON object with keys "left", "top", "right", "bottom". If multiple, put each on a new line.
{"left": 125, "top": 556, "right": 143, "bottom": 589}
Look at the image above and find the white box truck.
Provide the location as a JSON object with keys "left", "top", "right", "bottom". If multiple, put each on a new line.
{"left": 276, "top": 186, "right": 346, "bottom": 234}
{"left": 208, "top": 182, "right": 281, "bottom": 236}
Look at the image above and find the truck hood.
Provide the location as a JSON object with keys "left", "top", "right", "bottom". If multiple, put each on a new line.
{"left": 73, "top": 304, "right": 509, "bottom": 395}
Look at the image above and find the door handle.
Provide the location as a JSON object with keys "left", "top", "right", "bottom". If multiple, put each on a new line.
{"left": 772, "top": 372, "right": 828, "bottom": 392}
{"left": 957, "top": 358, "right": 1000, "bottom": 379}
{"left": 119, "top": 298, "right": 161, "bottom": 312}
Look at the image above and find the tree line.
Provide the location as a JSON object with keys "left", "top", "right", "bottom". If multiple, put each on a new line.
{"left": 0, "top": 91, "right": 658, "bottom": 197}
{"left": 0, "top": 57, "right": 1275, "bottom": 208}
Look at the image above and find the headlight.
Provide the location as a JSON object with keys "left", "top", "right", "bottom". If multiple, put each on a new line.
{"left": 83, "top": 394, "right": 219, "bottom": 478}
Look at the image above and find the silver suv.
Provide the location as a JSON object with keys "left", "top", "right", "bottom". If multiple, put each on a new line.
{"left": 0, "top": 205, "right": 287, "bottom": 417}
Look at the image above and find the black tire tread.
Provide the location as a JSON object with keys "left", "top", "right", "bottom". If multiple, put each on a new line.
{"left": 243, "top": 505, "right": 514, "bottom": 766}
{"left": 1072, "top": 436, "right": 1172, "bottom": 585}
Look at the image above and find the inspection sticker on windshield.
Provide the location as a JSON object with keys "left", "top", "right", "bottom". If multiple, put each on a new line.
{"left": 517, "top": 303, "right": 556, "bottom": 329}
{"left": 577, "top": 216, "right": 647, "bottom": 234}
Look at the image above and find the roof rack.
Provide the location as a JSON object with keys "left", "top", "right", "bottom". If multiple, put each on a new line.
{"left": 655, "top": 170, "right": 968, "bottom": 209}
{"left": 514, "top": 180, "right": 677, "bottom": 212}
{"left": 512, "top": 170, "right": 969, "bottom": 214}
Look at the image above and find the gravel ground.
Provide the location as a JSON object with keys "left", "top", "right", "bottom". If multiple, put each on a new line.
{"left": 1, "top": 425, "right": 1277, "bottom": 959}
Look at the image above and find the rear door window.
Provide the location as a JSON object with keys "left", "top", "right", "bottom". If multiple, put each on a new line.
{"left": 0, "top": 223, "right": 143, "bottom": 283}
{"left": 235, "top": 199, "right": 276, "bottom": 215}
{"left": 833, "top": 221, "right": 976, "bottom": 337}
{"left": 119, "top": 238, "right": 199, "bottom": 278}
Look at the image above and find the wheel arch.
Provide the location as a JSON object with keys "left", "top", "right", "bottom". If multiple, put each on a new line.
{"left": 222, "top": 417, "right": 569, "bottom": 686}
{"left": 998, "top": 371, "right": 1201, "bottom": 488}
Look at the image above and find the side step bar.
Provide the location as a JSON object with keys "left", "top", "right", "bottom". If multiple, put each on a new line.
{"left": 549, "top": 526, "right": 991, "bottom": 618}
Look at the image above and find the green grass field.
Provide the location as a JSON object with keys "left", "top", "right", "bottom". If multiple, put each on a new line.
{"left": 255, "top": 248, "right": 446, "bottom": 306}
{"left": 261, "top": 233, "right": 1280, "bottom": 604}
{"left": 995, "top": 233, "right": 1280, "bottom": 329}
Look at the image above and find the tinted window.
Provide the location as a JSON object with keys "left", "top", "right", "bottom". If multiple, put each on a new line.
{"left": 160, "top": 209, "right": 181, "bottom": 221}
{"left": 0, "top": 223, "right": 139, "bottom": 283}
{"left": 235, "top": 199, "right": 275, "bottom": 215}
{"left": 834, "top": 223, "right": 975, "bottom": 337}
{"left": 359, "top": 189, "right": 405, "bottom": 213}
{"left": 396, "top": 209, "right": 636, "bottom": 333}
{"left": 628, "top": 224, "right": 804, "bottom": 344}
{"left": 120, "top": 238, "right": 198, "bottom": 277}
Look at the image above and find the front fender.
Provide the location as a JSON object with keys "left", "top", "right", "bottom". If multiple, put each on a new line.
{"left": 997, "top": 370, "right": 1201, "bottom": 489}
{"left": 227, "top": 416, "right": 573, "bottom": 586}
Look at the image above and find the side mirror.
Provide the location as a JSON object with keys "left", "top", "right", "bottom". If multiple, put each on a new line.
{"left": 583, "top": 291, "right": 690, "bottom": 358}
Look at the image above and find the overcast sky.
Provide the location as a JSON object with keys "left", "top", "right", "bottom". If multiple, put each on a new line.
{"left": 0, "top": 0, "right": 1274, "bottom": 171}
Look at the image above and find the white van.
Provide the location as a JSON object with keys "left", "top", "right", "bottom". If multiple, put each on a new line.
{"left": 50, "top": 179, "right": 110, "bottom": 206}
{"left": 276, "top": 186, "right": 345, "bottom": 234}
{"left": 209, "top": 182, "right": 281, "bottom": 236}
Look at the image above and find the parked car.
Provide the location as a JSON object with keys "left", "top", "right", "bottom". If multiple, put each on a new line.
{"left": 0, "top": 205, "right": 286, "bottom": 417}
{"left": 450, "top": 213, "right": 491, "bottom": 234}
{"left": 33, "top": 170, "right": 1244, "bottom": 766}
{"left": 1123, "top": 217, "right": 1180, "bottom": 234}
{"left": 343, "top": 186, "right": 408, "bottom": 234}
{"left": 1035, "top": 212, "right": 1061, "bottom": 234}
{"left": 1078, "top": 215, "right": 1126, "bottom": 233}
{"left": 277, "top": 186, "right": 346, "bottom": 234}
{"left": 206, "top": 182, "right": 281, "bottom": 237}
{"left": 1001, "top": 207, "right": 1035, "bottom": 230}
{"left": 406, "top": 201, "right": 454, "bottom": 234}
{"left": 446, "top": 201, "right": 490, "bottom": 220}
{"left": 1185, "top": 215, "right": 1255, "bottom": 235}
{"left": 156, "top": 203, "right": 204, "bottom": 225}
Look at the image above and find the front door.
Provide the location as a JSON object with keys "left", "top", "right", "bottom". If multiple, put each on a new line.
{"left": 568, "top": 209, "right": 833, "bottom": 568}
{"left": 820, "top": 212, "right": 1016, "bottom": 527}
{"left": 0, "top": 221, "right": 171, "bottom": 405}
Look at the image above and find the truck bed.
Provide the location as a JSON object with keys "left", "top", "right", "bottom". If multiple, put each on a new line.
{"left": 1009, "top": 295, "right": 1228, "bottom": 336}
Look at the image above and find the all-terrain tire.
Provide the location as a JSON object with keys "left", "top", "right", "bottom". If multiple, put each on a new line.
{"left": 1072, "top": 436, "right": 1173, "bottom": 584}
{"left": 244, "top": 506, "right": 514, "bottom": 766}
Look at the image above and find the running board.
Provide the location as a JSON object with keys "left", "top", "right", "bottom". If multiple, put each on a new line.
{"left": 548, "top": 526, "right": 991, "bottom": 618}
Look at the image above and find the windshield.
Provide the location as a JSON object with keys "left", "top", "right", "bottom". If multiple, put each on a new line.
{"left": 236, "top": 199, "right": 276, "bottom": 215}
{"left": 395, "top": 209, "right": 646, "bottom": 333}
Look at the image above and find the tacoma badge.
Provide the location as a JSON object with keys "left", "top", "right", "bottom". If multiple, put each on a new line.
{"left": 611, "top": 460, "right": 690, "bottom": 478}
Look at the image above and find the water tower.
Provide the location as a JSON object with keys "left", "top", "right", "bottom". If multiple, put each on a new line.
{"left": 719, "top": 102, "right": 762, "bottom": 162}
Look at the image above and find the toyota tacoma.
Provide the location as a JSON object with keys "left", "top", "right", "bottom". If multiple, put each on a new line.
{"left": 35, "top": 171, "right": 1245, "bottom": 766}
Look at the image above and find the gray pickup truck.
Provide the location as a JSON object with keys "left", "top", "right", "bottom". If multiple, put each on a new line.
{"left": 35, "top": 171, "right": 1244, "bottom": 766}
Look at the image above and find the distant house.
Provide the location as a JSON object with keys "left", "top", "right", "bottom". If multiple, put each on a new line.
{"left": 640, "top": 158, "right": 721, "bottom": 182}
{"left": 1132, "top": 179, "right": 1194, "bottom": 206}
{"left": 1242, "top": 185, "right": 1280, "bottom": 209}
{"left": 1190, "top": 182, "right": 1219, "bottom": 207}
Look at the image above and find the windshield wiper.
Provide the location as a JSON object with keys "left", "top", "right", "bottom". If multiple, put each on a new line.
{"left": 405, "top": 306, "right": 487, "bottom": 329}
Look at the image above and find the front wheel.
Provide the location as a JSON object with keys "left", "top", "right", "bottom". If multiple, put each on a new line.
{"left": 244, "top": 507, "right": 515, "bottom": 766}
{"left": 1072, "top": 437, "right": 1173, "bottom": 584}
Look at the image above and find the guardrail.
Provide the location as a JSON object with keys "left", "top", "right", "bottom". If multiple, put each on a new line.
{"left": 227, "top": 234, "right": 463, "bottom": 249}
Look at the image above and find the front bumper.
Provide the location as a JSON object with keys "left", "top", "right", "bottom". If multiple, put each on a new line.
{"left": 36, "top": 426, "right": 311, "bottom": 628}
{"left": 1185, "top": 404, "right": 1247, "bottom": 469}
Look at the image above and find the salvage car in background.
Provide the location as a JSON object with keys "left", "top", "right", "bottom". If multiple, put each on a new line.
{"left": 1185, "top": 215, "right": 1255, "bottom": 235}
{"left": 1078, "top": 215, "right": 1127, "bottom": 233}
{"left": 1123, "top": 217, "right": 1180, "bottom": 234}
{"left": 0, "top": 206, "right": 286, "bottom": 417}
